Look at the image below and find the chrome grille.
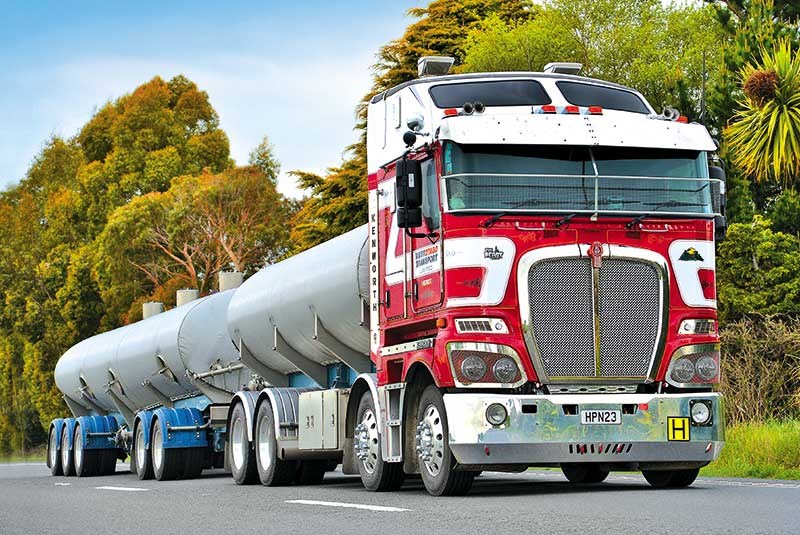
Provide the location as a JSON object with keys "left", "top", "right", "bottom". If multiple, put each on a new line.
{"left": 528, "top": 259, "right": 595, "bottom": 377}
{"left": 526, "top": 256, "right": 662, "bottom": 380}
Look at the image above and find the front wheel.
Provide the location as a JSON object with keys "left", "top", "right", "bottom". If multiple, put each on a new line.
{"left": 416, "top": 385, "right": 475, "bottom": 496}
{"left": 353, "top": 391, "right": 404, "bottom": 492}
{"left": 642, "top": 468, "right": 700, "bottom": 488}
{"left": 561, "top": 463, "right": 609, "bottom": 484}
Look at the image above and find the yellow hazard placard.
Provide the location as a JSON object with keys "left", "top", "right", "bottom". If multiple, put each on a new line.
{"left": 667, "top": 417, "right": 691, "bottom": 441}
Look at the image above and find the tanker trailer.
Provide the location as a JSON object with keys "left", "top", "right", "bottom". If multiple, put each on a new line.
{"left": 48, "top": 287, "right": 255, "bottom": 480}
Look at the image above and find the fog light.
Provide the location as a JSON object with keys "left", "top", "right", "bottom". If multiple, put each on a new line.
{"left": 460, "top": 356, "right": 487, "bottom": 382}
{"left": 670, "top": 357, "right": 695, "bottom": 383}
{"left": 486, "top": 403, "right": 508, "bottom": 426}
{"left": 691, "top": 401, "right": 711, "bottom": 425}
{"left": 492, "top": 357, "right": 518, "bottom": 383}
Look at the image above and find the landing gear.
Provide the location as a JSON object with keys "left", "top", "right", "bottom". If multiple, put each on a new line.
{"left": 229, "top": 402, "right": 257, "bottom": 485}
{"left": 47, "top": 425, "right": 62, "bottom": 476}
{"left": 254, "top": 401, "right": 297, "bottom": 486}
{"left": 415, "top": 385, "right": 475, "bottom": 496}
{"left": 642, "top": 468, "right": 700, "bottom": 488}
{"left": 353, "top": 391, "right": 404, "bottom": 491}
{"left": 561, "top": 463, "right": 609, "bottom": 484}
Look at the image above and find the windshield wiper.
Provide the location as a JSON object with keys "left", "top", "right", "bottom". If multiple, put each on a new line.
{"left": 644, "top": 200, "right": 708, "bottom": 209}
{"left": 481, "top": 212, "right": 509, "bottom": 228}
{"left": 627, "top": 214, "right": 648, "bottom": 228}
{"left": 555, "top": 213, "right": 577, "bottom": 228}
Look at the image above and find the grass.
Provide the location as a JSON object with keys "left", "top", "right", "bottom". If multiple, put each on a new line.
{"left": 0, "top": 445, "right": 46, "bottom": 464}
{"left": 701, "top": 420, "right": 800, "bottom": 480}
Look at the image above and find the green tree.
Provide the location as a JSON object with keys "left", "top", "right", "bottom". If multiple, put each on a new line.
{"left": 249, "top": 135, "right": 281, "bottom": 185}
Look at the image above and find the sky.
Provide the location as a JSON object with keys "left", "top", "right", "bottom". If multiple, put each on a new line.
{"left": 0, "top": 0, "right": 423, "bottom": 197}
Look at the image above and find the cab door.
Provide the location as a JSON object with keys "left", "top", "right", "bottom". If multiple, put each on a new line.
{"left": 410, "top": 158, "right": 444, "bottom": 312}
{"left": 378, "top": 170, "right": 409, "bottom": 321}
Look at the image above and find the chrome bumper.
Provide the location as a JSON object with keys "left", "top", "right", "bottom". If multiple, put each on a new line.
{"left": 443, "top": 392, "right": 724, "bottom": 466}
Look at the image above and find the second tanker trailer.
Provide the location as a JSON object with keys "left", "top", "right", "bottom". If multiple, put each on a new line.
{"left": 47, "top": 58, "right": 726, "bottom": 495}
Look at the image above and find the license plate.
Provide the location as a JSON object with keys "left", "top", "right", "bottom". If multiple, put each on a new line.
{"left": 580, "top": 410, "right": 621, "bottom": 425}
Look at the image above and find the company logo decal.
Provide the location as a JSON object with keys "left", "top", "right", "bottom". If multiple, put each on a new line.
{"left": 483, "top": 246, "right": 504, "bottom": 260}
{"left": 679, "top": 247, "right": 704, "bottom": 261}
{"left": 587, "top": 241, "right": 604, "bottom": 269}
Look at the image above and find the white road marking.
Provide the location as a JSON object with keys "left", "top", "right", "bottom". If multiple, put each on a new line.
{"left": 286, "top": 499, "right": 410, "bottom": 512}
{"left": 54, "top": 482, "right": 70, "bottom": 486}
{"left": 95, "top": 486, "right": 149, "bottom": 492}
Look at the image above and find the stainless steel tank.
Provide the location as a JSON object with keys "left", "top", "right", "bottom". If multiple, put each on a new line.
{"left": 227, "top": 225, "right": 370, "bottom": 383}
{"left": 55, "top": 290, "right": 247, "bottom": 415}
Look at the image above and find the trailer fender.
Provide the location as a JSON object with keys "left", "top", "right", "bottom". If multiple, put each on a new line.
{"left": 62, "top": 417, "right": 77, "bottom": 452}
{"left": 345, "top": 373, "right": 382, "bottom": 439}
{"left": 152, "top": 407, "right": 208, "bottom": 449}
{"left": 257, "top": 387, "right": 309, "bottom": 443}
{"left": 228, "top": 390, "right": 259, "bottom": 442}
{"left": 133, "top": 410, "right": 155, "bottom": 450}
{"left": 75, "top": 415, "right": 120, "bottom": 450}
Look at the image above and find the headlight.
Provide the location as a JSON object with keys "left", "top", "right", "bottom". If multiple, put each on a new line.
{"left": 485, "top": 403, "right": 508, "bottom": 426}
{"left": 492, "top": 357, "right": 518, "bottom": 383}
{"left": 690, "top": 401, "right": 712, "bottom": 425}
{"left": 665, "top": 344, "right": 721, "bottom": 387}
{"left": 695, "top": 355, "right": 718, "bottom": 381}
{"left": 670, "top": 358, "right": 695, "bottom": 383}
{"left": 460, "top": 356, "right": 487, "bottom": 382}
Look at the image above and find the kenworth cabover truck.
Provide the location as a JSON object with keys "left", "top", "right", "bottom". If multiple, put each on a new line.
{"left": 47, "top": 58, "right": 726, "bottom": 496}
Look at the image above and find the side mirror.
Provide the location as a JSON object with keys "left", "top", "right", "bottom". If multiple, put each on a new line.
{"left": 396, "top": 158, "right": 422, "bottom": 210}
{"left": 397, "top": 206, "right": 422, "bottom": 229}
{"left": 709, "top": 165, "right": 727, "bottom": 241}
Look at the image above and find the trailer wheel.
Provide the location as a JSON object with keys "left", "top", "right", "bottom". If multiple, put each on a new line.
{"left": 229, "top": 402, "right": 257, "bottom": 485}
{"left": 98, "top": 450, "right": 118, "bottom": 476}
{"left": 133, "top": 423, "right": 153, "bottom": 480}
{"left": 61, "top": 425, "right": 75, "bottom": 477}
{"left": 642, "top": 468, "right": 699, "bottom": 488}
{"left": 254, "top": 400, "right": 297, "bottom": 486}
{"left": 152, "top": 422, "right": 181, "bottom": 481}
{"left": 182, "top": 448, "right": 205, "bottom": 479}
{"left": 74, "top": 424, "right": 98, "bottom": 477}
{"left": 561, "top": 463, "right": 609, "bottom": 484}
{"left": 48, "top": 425, "right": 63, "bottom": 476}
{"left": 416, "top": 385, "right": 475, "bottom": 496}
{"left": 354, "top": 391, "right": 404, "bottom": 492}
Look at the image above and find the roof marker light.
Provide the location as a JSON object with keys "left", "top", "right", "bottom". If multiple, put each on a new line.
{"left": 563, "top": 105, "right": 580, "bottom": 114}
{"left": 443, "top": 108, "right": 458, "bottom": 117}
{"left": 540, "top": 105, "right": 557, "bottom": 114}
{"left": 587, "top": 106, "right": 603, "bottom": 115}
{"left": 677, "top": 115, "right": 689, "bottom": 123}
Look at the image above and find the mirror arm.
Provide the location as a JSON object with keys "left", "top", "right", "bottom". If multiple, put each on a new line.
{"left": 404, "top": 229, "right": 440, "bottom": 242}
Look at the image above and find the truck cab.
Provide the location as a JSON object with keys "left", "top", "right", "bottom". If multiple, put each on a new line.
{"left": 362, "top": 59, "right": 724, "bottom": 494}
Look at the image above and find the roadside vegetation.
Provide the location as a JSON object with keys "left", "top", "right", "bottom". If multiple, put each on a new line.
{"left": 1, "top": 0, "right": 799, "bottom": 480}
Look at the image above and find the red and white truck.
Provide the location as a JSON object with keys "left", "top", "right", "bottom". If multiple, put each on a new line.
{"left": 48, "top": 58, "right": 725, "bottom": 496}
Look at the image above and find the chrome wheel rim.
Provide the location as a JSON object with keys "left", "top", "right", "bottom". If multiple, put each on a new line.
{"left": 231, "top": 416, "right": 246, "bottom": 471}
{"left": 416, "top": 404, "right": 445, "bottom": 477}
{"left": 152, "top": 425, "right": 164, "bottom": 473}
{"left": 354, "top": 408, "right": 379, "bottom": 474}
{"left": 49, "top": 429, "right": 57, "bottom": 467}
{"left": 135, "top": 427, "right": 146, "bottom": 473}
{"left": 61, "top": 426, "right": 70, "bottom": 469}
{"left": 74, "top": 427, "right": 83, "bottom": 472}
{"left": 256, "top": 414, "right": 273, "bottom": 473}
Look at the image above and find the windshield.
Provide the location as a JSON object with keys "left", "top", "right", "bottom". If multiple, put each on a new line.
{"left": 442, "top": 143, "right": 721, "bottom": 216}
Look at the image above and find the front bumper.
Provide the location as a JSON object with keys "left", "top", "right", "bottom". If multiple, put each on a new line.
{"left": 443, "top": 392, "right": 724, "bottom": 467}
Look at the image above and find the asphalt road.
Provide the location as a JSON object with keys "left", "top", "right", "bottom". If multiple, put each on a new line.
{"left": 1, "top": 462, "right": 797, "bottom": 534}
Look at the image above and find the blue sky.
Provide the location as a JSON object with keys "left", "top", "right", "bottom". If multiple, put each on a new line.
{"left": 0, "top": 0, "right": 423, "bottom": 197}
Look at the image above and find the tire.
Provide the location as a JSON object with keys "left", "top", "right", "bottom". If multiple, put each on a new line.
{"left": 48, "top": 425, "right": 63, "bottom": 476}
{"left": 416, "top": 385, "right": 475, "bottom": 496}
{"left": 133, "top": 423, "right": 153, "bottom": 480}
{"left": 98, "top": 450, "right": 118, "bottom": 476}
{"left": 152, "top": 421, "right": 182, "bottom": 481}
{"left": 61, "top": 425, "right": 75, "bottom": 477}
{"left": 74, "top": 425, "right": 101, "bottom": 478}
{"left": 295, "top": 461, "right": 327, "bottom": 485}
{"left": 561, "top": 463, "right": 609, "bottom": 484}
{"left": 254, "top": 401, "right": 297, "bottom": 486}
{"left": 642, "top": 468, "right": 700, "bottom": 488}
{"left": 229, "top": 402, "right": 258, "bottom": 485}
{"left": 353, "top": 390, "right": 404, "bottom": 492}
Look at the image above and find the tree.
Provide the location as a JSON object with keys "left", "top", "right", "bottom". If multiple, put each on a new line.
{"left": 725, "top": 39, "right": 800, "bottom": 185}
{"left": 249, "top": 136, "right": 281, "bottom": 185}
